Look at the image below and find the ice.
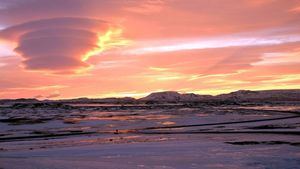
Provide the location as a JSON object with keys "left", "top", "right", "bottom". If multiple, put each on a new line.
{"left": 0, "top": 104, "right": 300, "bottom": 169}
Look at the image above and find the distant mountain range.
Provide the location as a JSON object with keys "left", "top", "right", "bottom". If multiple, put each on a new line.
{"left": 1, "top": 89, "right": 300, "bottom": 105}
{"left": 139, "top": 91, "right": 214, "bottom": 102}
{"left": 138, "top": 89, "right": 300, "bottom": 103}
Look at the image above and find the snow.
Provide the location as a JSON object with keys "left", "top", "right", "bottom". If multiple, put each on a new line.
{"left": 0, "top": 104, "right": 300, "bottom": 169}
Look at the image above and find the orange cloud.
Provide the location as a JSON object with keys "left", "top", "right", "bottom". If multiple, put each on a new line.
{"left": 0, "top": 0, "right": 300, "bottom": 99}
{"left": 0, "top": 17, "right": 131, "bottom": 74}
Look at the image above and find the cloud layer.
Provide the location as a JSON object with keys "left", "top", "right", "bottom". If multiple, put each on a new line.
{"left": 0, "top": 17, "right": 110, "bottom": 73}
{"left": 0, "top": 0, "right": 300, "bottom": 99}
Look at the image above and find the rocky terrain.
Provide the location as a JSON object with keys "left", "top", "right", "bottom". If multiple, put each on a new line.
{"left": 215, "top": 89, "right": 300, "bottom": 102}
{"left": 141, "top": 89, "right": 300, "bottom": 103}
{"left": 1, "top": 89, "right": 299, "bottom": 106}
{"left": 139, "top": 91, "right": 213, "bottom": 103}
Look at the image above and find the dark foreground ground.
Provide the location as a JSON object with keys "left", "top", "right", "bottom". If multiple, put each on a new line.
{"left": 0, "top": 103, "right": 300, "bottom": 169}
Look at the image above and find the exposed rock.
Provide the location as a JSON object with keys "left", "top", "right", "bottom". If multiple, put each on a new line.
{"left": 215, "top": 89, "right": 300, "bottom": 102}
{"left": 0, "top": 98, "right": 39, "bottom": 106}
{"left": 0, "top": 117, "right": 51, "bottom": 125}
{"left": 139, "top": 91, "right": 212, "bottom": 103}
{"left": 226, "top": 141, "right": 300, "bottom": 146}
{"left": 139, "top": 91, "right": 182, "bottom": 102}
{"left": 11, "top": 102, "right": 73, "bottom": 109}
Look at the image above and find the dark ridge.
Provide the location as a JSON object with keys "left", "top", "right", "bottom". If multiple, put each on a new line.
{"left": 225, "top": 141, "right": 300, "bottom": 146}
{"left": 1, "top": 89, "right": 300, "bottom": 104}
{"left": 135, "top": 115, "right": 300, "bottom": 131}
{"left": 135, "top": 131, "right": 300, "bottom": 135}
{"left": 0, "top": 131, "right": 97, "bottom": 143}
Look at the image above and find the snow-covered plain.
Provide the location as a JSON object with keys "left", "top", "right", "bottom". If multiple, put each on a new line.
{"left": 0, "top": 104, "right": 300, "bottom": 169}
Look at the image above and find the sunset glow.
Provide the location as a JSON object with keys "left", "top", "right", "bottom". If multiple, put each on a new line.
{"left": 82, "top": 28, "right": 131, "bottom": 61}
{"left": 0, "top": 0, "right": 300, "bottom": 99}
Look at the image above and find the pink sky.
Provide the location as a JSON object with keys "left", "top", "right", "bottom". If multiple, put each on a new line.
{"left": 0, "top": 0, "right": 300, "bottom": 99}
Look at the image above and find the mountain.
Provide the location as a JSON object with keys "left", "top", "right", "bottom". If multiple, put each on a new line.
{"left": 215, "top": 89, "right": 300, "bottom": 102}
{"left": 138, "top": 89, "right": 300, "bottom": 103}
{"left": 139, "top": 91, "right": 213, "bottom": 102}
{"left": 0, "top": 98, "right": 39, "bottom": 105}
{"left": 1, "top": 89, "right": 299, "bottom": 105}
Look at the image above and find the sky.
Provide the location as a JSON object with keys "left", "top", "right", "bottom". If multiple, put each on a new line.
{"left": 0, "top": 0, "right": 300, "bottom": 99}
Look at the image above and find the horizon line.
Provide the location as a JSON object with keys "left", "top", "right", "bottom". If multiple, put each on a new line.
{"left": 1, "top": 88, "right": 299, "bottom": 101}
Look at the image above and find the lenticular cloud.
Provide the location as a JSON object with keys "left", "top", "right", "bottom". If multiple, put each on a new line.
{"left": 0, "top": 17, "right": 110, "bottom": 73}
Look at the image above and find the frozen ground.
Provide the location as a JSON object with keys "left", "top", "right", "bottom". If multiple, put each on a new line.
{"left": 0, "top": 104, "right": 300, "bottom": 169}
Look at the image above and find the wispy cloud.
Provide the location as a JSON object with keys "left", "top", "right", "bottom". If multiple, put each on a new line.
{"left": 125, "top": 35, "right": 300, "bottom": 55}
{"left": 45, "top": 91, "right": 61, "bottom": 99}
{"left": 252, "top": 51, "right": 300, "bottom": 66}
{"left": 6, "top": 85, "right": 67, "bottom": 91}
